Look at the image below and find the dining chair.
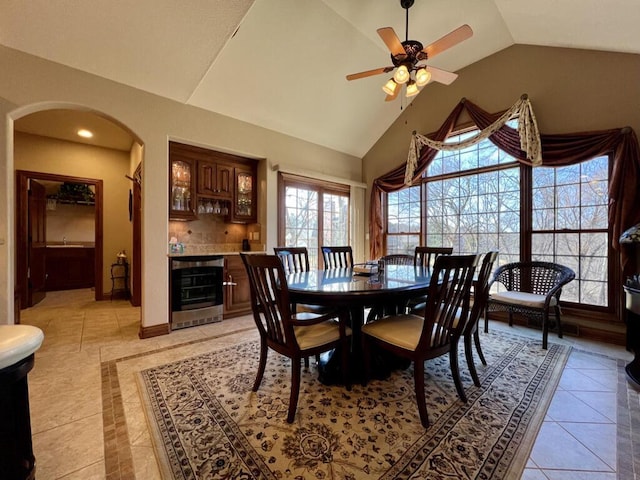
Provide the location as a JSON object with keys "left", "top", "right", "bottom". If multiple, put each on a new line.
{"left": 367, "top": 254, "right": 416, "bottom": 321}
{"left": 321, "top": 246, "right": 354, "bottom": 269}
{"left": 380, "top": 253, "right": 414, "bottom": 266}
{"left": 409, "top": 247, "right": 454, "bottom": 313}
{"left": 274, "top": 245, "right": 331, "bottom": 368}
{"left": 462, "top": 251, "right": 498, "bottom": 387}
{"left": 273, "top": 246, "right": 310, "bottom": 274}
{"left": 361, "top": 254, "right": 479, "bottom": 428}
{"left": 240, "top": 253, "right": 351, "bottom": 423}
{"left": 414, "top": 246, "right": 454, "bottom": 268}
{"left": 486, "top": 261, "right": 575, "bottom": 349}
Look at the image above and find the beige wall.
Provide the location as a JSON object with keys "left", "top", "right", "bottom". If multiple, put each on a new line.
{"left": 0, "top": 45, "right": 362, "bottom": 327}
{"left": 363, "top": 45, "right": 640, "bottom": 197}
{"left": 46, "top": 204, "right": 95, "bottom": 243}
{"left": 14, "top": 132, "right": 132, "bottom": 296}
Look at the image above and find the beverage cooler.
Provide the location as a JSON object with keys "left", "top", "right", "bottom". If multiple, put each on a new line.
{"left": 170, "top": 256, "right": 224, "bottom": 329}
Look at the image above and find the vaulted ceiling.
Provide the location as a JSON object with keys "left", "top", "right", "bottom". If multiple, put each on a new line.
{"left": 3, "top": 0, "right": 639, "bottom": 157}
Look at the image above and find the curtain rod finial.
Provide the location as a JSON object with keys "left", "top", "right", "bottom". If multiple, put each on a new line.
{"left": 461, "top": 97, "right": 466, "bottom": 103}
{"left": 412, "top": 130, "right": 417, "bottom": 135}
{"left": 621, "top": 126, "right": 631, "bottom": 134}
{"left": 521, "top": 93, "right": 528, "bottom": 100}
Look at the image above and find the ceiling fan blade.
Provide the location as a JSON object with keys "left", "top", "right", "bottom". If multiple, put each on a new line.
{"left": 377, "top": 27, "right": 407, "bottom": 59}
{"left": 426, "top": 66, "right": 458, "bottom": 85}
{"left": 422, "top": 24, "right": 473, "bottom": 59}
{"left": 346, "top": 66, "right": 393, "bottom": 81}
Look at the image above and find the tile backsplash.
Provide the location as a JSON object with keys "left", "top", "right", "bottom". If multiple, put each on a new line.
{"left": 169, "top": 217, "right": 262, "bottom": 253}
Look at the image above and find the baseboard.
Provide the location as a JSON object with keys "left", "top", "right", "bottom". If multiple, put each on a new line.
{"left": 489, "top": 312, "right": 626, "bottom": 346}
{"left": 138, "top": 323, "right": 170, "bottom": 339}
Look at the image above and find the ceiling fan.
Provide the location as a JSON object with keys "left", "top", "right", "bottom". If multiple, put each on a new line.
{"left": 346, "top": 0, "right": 473, "bottom": 101}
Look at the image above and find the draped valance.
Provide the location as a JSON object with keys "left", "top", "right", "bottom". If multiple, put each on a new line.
{"left": 369, "top": 96, "right": 640, "bottom": 276}
{"left": 405, "top": 94, "right": 541, "bottom": 184}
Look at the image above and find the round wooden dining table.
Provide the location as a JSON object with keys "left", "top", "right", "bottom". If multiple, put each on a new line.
{"left": 286, "top": 265, "right": 432, "bottom": 384}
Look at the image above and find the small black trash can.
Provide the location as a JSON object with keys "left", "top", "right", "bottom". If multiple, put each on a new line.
{"left": 624, "top": 285, "right": 640, "bottom": 386}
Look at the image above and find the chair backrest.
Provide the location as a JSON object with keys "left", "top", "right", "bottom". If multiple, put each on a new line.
{"left": 321, "top": 246, "right": 354, "bottom": 269}
{"left": 380, "top": 254, "right": 414, "bottom": 266}
{"left": 490, "top": 261, "right": 576, "bottom": 297}
{"left": 463, "top": 251, "right": 498, "bottom": 336}
{"left": 274, "top": 246, "right": 310, "bottom": 274}
{"left": 418, "top": 254, "right": 479, "bottom": 350}
{"left": 240, "top": 253, "right": 297, "bottom": 351}
{"left": 414, "top": 246, "right": 454, "bottom": 268}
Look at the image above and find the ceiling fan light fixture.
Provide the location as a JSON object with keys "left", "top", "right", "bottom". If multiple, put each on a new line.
{"left": 382, "top": 78, "right": 399, "bottom": 96}
{"left": 406, "top": 80, "right": 419, "bottom": 97}
{"left": 393, "top": 65, "right": 410, "bottom": 84}
{"left": 415, "top": 68, "right": 432, "bottom": 86}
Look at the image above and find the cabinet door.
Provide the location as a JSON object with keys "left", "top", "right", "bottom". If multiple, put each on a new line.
{"left": 216, "top": 164, "right": 233, "bottom": 198}
{"left": 197, "top": 161, "right": 233, "bottom": 199}
{"left": 197, "top": 160, "right": 217, "bottom": 196}
{"left": 224, "top": 256, "right": 252, "bottom": 317}
{"left": 229, "top": 166, "right": 257, "bottom": 223}
{"left": 169, "top": 157, "right": 197, "bottom": 220}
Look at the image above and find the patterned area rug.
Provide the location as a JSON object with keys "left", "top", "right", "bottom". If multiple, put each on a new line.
{"left": 138, "top": 331, "right": 570, "bottom": 479}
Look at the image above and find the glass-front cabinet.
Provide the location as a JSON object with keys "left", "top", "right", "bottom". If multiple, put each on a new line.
{"left": 169, "top": 141, "right": 257, "bottom": 223}
{"left": 230, "top": 166, "right": 257, "bottom": 223}
{"left": 169, "top": 157, "right": 196, "bottom": 220}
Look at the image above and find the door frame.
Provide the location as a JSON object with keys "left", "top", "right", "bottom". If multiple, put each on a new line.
{"left": 16, "top": 170, "right": 104, "bottom": 305}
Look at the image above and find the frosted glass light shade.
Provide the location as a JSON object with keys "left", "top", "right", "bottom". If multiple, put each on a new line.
{"left": 393, "top": 65, "right": 410, "bottom": 84}
{"left": 405, "top": 81, "right": 419, "bottom": 97}
{"left": 415, "top": 68, "right": 431, "bottom": 87}
{"left": 382, "top": 78, "right": 399, "bottom": 96}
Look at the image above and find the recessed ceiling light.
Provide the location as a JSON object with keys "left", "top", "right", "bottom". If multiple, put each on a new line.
{"left": 77, "top": 129, "right": 93, "bottom": 138}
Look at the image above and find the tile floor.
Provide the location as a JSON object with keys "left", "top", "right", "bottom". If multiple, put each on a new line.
{"left": 17, "top": 289, "right": 640, "bottom": 479}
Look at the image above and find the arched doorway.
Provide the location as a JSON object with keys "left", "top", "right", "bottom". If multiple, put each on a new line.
{"left": 11, "top": 105, "right": 143, "bottom": 313}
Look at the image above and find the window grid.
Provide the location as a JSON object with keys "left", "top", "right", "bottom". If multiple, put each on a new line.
{"left": 425, "top": 167, "right": 521, "bottom": 267}
{"left": 284, "top": 186, "right": 319, "bottom": 267}
{"left": 386, "top": 186, "right": 420, "bottom": 255}
{"left": 385, "top": 123, "right": 611, "bottom": 311}
{"left": 322, "top": 193, "right": 349, "bottom": 247}
{"left": 532, "top": 157, "right": 609, "bottom": 306}
{"left": 280, "top": 174, "right": 350, "bottom": 269}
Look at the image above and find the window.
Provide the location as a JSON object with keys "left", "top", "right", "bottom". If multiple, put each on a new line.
{"left": 384, "top": 126, "right": 612, "bottom": 310}
{"left": 532, "top": 157, "right": 609, "bottom": 306}
{"left": 386, "top": 186, "right": 420, "bottom": 254}
{"left": 278, "top": 173, "right": 350, "bottom": 269}
{"left": 424, "top": 129, "right": 521, "bottom": 266}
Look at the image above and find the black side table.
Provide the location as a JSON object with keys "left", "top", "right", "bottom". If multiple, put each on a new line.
{"left": 110, "top": 262, "right": 130, "bottom": 300}
{"left": 0, "top": 355, "right": 36, "bottom": 480}
{"left": 624, "top": 285, "right": 640, "bottom": 386}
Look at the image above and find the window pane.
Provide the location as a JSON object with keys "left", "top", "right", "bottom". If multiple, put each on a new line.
{"left": 322, "top": 193, "right": 349, "bottom": 246}
{"left": 425, "top": 165, "right": 520, "bottom": 256}
{"left": 387, "top": 234, "right": 419, "bottom": 255}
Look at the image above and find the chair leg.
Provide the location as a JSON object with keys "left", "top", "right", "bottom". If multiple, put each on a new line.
{"left": 413, "top": 360, "right": 429, "bottom": 428}
{"left": 304, "top": 357, "right": 310, "bottom": 368}
{"left": 484, "top": 305, "right": 489, "bottom": 333}
{"left": 474, "top": 330, "right": 487, "bottom": 366}
{"left": 508, "top": 311, "right": 514, "bottom": 327}
{"left": 287, "top": 356, "right": 302, "bottom": 424}
{"left": 361, "top": 335, "right": 370, "bottom": 387}
{"left": 253, "top": 338, "right": 268, "bottom": 391}
{"left": 341, "top": 338, "right": 351, "bottom": 391}
{"left": 450, "top": 341, "right": 467, "bottom": 403}
{"left": 555, "top": 305, "right": 564, "bottom": 338}
{"left": 542, "top": 312, "right": 549, "bottom": 350}
{"left": 465, "top": 333, "right": 481, "bottom": 388}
